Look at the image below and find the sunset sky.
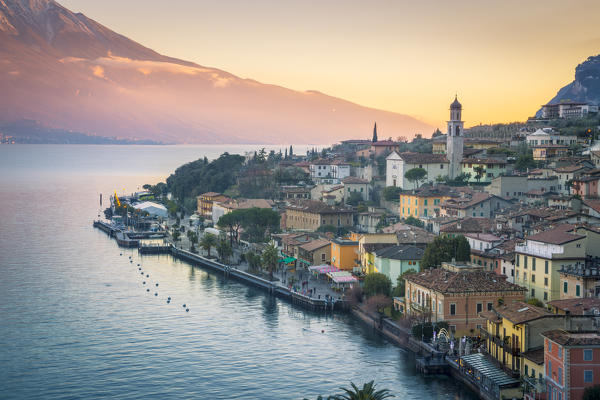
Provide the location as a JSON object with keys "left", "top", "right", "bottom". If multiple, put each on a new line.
{"left": 61, "top": 0, "right": 600, "bottom": 129}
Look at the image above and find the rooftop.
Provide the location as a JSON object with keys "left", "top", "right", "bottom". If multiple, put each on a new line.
{"left": 299, "top": 238, "right": 331, "bottom": 252}
{"left": 374, "top": 245, "right": 424, "bottom": 261}
{"left": 397, "top": 152, "right": 449, "bottom": 164}
{"left": 404, "top": 269, "right": 525, "bottom": 294}
{"left": 342, "top": 176, "right": 369, "bottom": 184}
{"left": 526, "top": 225, "right": 585, "bottom": 245}
{"left": 485, "top": 301, "right": 552, "bottom": 325}
{"left": 541, "top": 330, "right": 600, "bottom": 347}
{"left": 547, "top": 298, "right": 600, "bottom": 316}
{"left": 286, "top": 200, "right": 354, "bottom": 215}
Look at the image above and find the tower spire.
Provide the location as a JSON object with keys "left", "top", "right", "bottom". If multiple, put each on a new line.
{"left": 372, "top": 122, "right": 378, "bottom": 143}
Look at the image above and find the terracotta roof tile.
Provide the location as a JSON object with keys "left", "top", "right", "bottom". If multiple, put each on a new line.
{"left": 541, "top": 330, "right": 600, "bottom": 346}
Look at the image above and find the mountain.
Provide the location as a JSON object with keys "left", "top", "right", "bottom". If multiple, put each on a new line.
{"left": 0, "top": 0, "right": 432, "bottom": 144}
{"left": 540, "top": 54, "right": 600, "bottom": 112}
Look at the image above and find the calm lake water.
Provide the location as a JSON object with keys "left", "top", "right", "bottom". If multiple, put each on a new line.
{"left": 0, "top": 145, "right": 476, "bottom": 399}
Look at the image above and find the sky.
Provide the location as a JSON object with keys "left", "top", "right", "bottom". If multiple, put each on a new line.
{"left": 60, "top": 0, "right": 600, "bottom": 130}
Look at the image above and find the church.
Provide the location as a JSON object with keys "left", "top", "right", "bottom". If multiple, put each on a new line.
{"left": 385, "top": 96, "right": 464, "bottom": 188}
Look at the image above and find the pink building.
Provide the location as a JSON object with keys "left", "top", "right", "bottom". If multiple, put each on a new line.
{"left": 542, "top": 330, "right": 600, "bottom": 400}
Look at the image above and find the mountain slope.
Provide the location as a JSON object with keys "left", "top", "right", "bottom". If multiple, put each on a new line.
{"left": 540, "top": 54, "right": 600, "bottom": 111}
{"left": 0, "top": 0, "right": 432, "bottom": 144}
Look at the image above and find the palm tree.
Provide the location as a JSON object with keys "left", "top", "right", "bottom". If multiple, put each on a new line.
{"left": 332, "top": 381, "right": 394, "bottom": 400}
{"left": 199, "top": 233, "right": 217, "bottom": 258}
{"left": 473, "top": 166, "right": 485, "bottom": 183}
{"left": 261, "top": 243, "right": 279, "bottom": 281}
{"left": 216, "top": 239, "right": 232, "bottom": 263}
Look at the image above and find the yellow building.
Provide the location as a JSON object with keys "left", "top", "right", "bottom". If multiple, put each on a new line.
{"left": 331, "top": 238, "right": 359, "bottom": 271}
{"left": 399, "top": 186, "right": 452, "bottom": 219}
{"left": 356, "top": 233, "right": 399, "bottom": 273}
{"left": 481, "top": 300, "right": 597, "bottom": 379}
{"left": 514, "top": 225, "right": 589, "bottom": 303}
{"left": 197, "top": 192, "right": 229, "bottom": 219}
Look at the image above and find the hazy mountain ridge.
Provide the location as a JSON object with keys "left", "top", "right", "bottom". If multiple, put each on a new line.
{"left": 541, "top": 54, "right": 600, "bottom": 110}
{"left": 0, "top": 0, "right": 432, "bottom": 144}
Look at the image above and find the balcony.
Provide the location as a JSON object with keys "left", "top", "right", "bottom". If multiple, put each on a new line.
{"left": 480, "top": 328, "right": 520, "bottom": 356}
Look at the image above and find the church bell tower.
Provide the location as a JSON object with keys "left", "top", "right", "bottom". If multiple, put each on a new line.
{"left": 446, "top": 95, "right": 464, "bottom": 179}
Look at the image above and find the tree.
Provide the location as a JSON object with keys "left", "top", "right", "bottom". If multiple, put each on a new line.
{"left": 526, "top": 298, "right": 544, "bottom": 308}
{"left": 363, "top": 273, "right": 392, "bottom": 297}
{"left": 218, "top": 208, "right": 280, "bottom": 243}
{"left": 515, "top": 152, "right": 536, "bottom": 172}
{"left": 332, "top": 381, "right": 394, "bottom": 400}
{"left": 216, "top": 239, "right": 232, "bottom": 263}
{"left": 421, "top": 235, "right": 470, "bottom": 269}
{"left": 473, "top": 166, "right": 485, "bottom": 183}
{"left": 171, "top": 230, "right": 181, "bottom": 242}
{"left": 187, "top": 230, "right": 198, "bottom": 246}
{"left": 392, "top": 269, "right": 417, "bottom": 297}
{"left": 583, "top": 385, "right": 600, "bottom": 400}
{"left": 382, "top": 186, "right": 402, "bottom": 202}
{"left": 346, "top": 191, "right": 363, "bottom": 206}
{"left": 404, "top": 216, "right": 424, "bottom": 228}
{"left": 261, "top": 243, "right": 279, "bottom": 281}
{"left": 200, "top": 233, "right": 217, "bottom": 258}
{"left": 404, "top": 167, "right": 427, "bottom": 189}
{"left": 245, "top": 251, "right": 262, "bottom": 270}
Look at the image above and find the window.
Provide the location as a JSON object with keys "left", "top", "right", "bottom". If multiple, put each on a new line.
{"left": 544, "top": 277, "right": 548, "bottom": 286}
{"left": 545, "top": 260, "right": 549, "bottom": 274}
{"left": 424, "top": 199, "right": 428, "bottom": 206}
{"left": 450, "top": 303, "right": 456, "bottom": 315}
{"left": 321, "top": 253, "right": 326, "bottom": 261}
{"left": 525, "top": 365, "right": 529, "bottom": 376}
{"left": 531, "top": 288, "right": 535, "bottom": 297}
{"left": 532, "top": 258, "right": 536, "bottom": 271}
{"left": 532, "top": 274, "right": 536, "bottom": 283}
{"left": 584, "top": 349, "right": 593, "bottom": 361}
{"left": 584, "top": 370, "right": 593, "bottom": 383}
{"left": 524, "top": 257, "right": 528, "bottom": 269}
{"left": 440, "top": 164, "right": 444, "bottom": 169}
{"left": 576, "top": 284, "right": 581, "bottom": 297}
{"left": 564, "top": 281, "right": 568, "bottom": 293}
{"left": 558, "top": 367, "right": 562, "bottom": 385}
{"left": 544, "top": 292, "right": 548, "bottom": 301}
{"left": 449, "top": 325, "right": 456, "bottom": 333}
{"left": 558, "top": 347, "right": 562, "bottom": 359}
{"left": 477, "top": 303, "right": 483, "bottom": 313}
{"left": 524, "top": 272, "right": 527, "bottom": 281}
{"left": 487, "top": 302, "right": 493, "bottom": 311}
{"left": 517, "top": 255, "right": 520, "bottom": 267}
{"left": 548, "top": 359, "right": 552, "bottom": 375}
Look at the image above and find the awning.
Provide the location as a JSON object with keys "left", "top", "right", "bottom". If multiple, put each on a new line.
{"left": 309, "top": 265, "right": 340, "bottom": 274}
{"left": 461, "top": 353, "right": 520, "bottom": 387}
{"left": 278, "top": 256, "right": 296, "bottom": 263}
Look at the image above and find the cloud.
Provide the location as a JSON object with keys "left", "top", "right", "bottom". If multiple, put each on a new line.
{"left": 92, "top": 65, "right": 105, "bottom": 78}
{"left": 61, "top": 55, "right": 233, "bottom": 87}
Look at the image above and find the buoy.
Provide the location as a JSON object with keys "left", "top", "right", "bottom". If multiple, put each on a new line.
{"left": 138, "top": 267, "right": 141, "bottom": 270}
{"left": 140, "top": 272, "right": 143, "bottom": 275}
{"left": 154, "top": 293, "right": 158, "bottom": 296}
{"left": 137, "top": 264, "right": 140, "bottom": 266}
{"left": 167, "top": 300, "right": 170, "bottom": 304}
{"left": 186, "top": 308, "right": 189, "bottom": 312}
{"left": 146, "top": 274, "right": 149, "bottom": 278}
{"left": 183, "top": 304, "right": 186, "bottom": 308}
{"left": 120, "top": 253, "right": 122, "bottom": 256}
{"left": 146, "top": 289, "right": 150, "bottom": 292}
{"left": 321, "top": 330, "right": 325, "bottom": 333}
{"left": 168, "top": 297, "right": 171, "bottom": 300}
{"left": 143, "top": 281, "right": 146, "bottom": 284}
{"left": 155, "top": 283, "right": 159, "bottom": 287}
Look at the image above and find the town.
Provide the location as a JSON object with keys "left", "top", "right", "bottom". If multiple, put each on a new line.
{"left": 98, "top": 97, "right": 600, "bottom": 400}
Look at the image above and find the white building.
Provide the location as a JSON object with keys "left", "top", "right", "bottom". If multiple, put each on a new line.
{"left": 309, "top": 159, "right": 351, "bottom": 184}
{"left": 541, "top": 102, "right": 598, "bottom": 119}
{"left": 526, "top": 128, "right": 577, "bottom": 147}
{"left": 133, "top": 201, "right": 168, "bottom": 218}
{"left": 385, "top": 151, "right": 448, "bottom": 189}
{"left": 342, "top": 176, "right": 370, "bottom": 202}
{"left": 464, "top": 233, "right": 503, "bottom": 253}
